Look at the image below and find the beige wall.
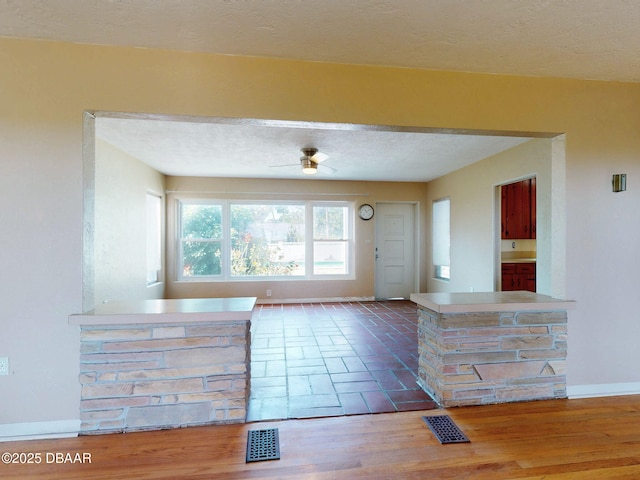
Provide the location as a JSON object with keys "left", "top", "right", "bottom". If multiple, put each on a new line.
{"left": 425, "top": 138, "right": 555, "bottom": 295}
{"left": 2, "top": 35, "right": 640, "bottom": 434}
{"left": 164, "top": 176, "right": 429, "bottom": 301}
{"left": 93, "top": 139, "right": 165, "bottom": 305}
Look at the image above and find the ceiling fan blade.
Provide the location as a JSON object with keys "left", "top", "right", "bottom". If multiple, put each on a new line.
{"left": 311, "top": 151, "right": 329, "bottom": 163}
{"left": 270, "top": 148, "right": 333, "bottom": 175}
{"left": 319, "top": 163, "right": 337, "bottom": 173}
{"left": 302, "top": 147, "right": 328, "bottom": 163}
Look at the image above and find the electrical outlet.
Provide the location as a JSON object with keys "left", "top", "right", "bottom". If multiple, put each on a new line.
{"left": 266, "top": 289, "right": 272, "bottom": 297}
{"left": 0, "top": 357, "right": 9, "bottom": 376}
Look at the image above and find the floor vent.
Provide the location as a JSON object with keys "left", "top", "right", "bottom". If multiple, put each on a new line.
{"left": 246, "top": 428, "right": 280, "bottom": 462}
{"left": 422, "top": 415, "right": 470, "bottom": 444}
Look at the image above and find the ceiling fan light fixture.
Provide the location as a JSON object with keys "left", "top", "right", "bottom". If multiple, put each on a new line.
{"left": 301, "top": 158, "right": 317, "bottom": 174}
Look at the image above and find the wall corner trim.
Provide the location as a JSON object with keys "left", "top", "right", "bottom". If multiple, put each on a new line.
{"left": 0, "top": 419, "right": 80, "bottom": 443}
{"left": 567, "top": 382, "right": 640, "bottom": 399}
{"left": 256, "top": 296, "right": 376, "bottom": 305}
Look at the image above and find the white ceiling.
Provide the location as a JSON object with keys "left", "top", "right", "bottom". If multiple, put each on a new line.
{"left": 5, "top": 1, "right": 636, "bottom": 180}
{"left": 2, "top": 0, "right": 639, "bottom": 82}
{"left": 95, "top": 115, "right": 531, "bottom": 182}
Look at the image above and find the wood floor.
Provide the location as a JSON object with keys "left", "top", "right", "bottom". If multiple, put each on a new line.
{"left": 3, "top": 395, "right": 640, "bottom": 479}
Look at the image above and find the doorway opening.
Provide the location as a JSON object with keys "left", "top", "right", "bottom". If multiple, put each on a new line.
{"left": 83, "top": 112, "right": 567, "bottom": 421}
{"left": 499, "top": 177, "right": 537, "bottom": 292}
{"left": 491, "top": 134, "right": 565, "bottom": 297}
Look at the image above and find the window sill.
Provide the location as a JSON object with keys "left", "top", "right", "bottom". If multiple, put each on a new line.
{"left": 175, "top": 275, "right": 356, "bottom": 283}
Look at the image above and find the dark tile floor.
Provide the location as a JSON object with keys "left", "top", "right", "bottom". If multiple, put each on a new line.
{"left": 247, "top": 300, "right": 438, "bottom": 421}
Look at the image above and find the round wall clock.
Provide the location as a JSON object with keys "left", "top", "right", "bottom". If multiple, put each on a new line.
{"left": 358, "top": 203, "right": 374, "bottom": 220}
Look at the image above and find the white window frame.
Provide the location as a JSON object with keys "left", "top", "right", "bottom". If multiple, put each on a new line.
{"left": 146, "top": 192, "right": 163, "bottom": 285}
{"left": 311, "top": 202, "right": 352, "bottom": 277}
{"left": 178, "top": 200, "right": 225, "bottom": 280}
{"left": 229, "top": 201, "right": 306, "bottom": 279}
{"left": 432, "top": 197, "right": 451, "bottom": 281}
{"left": 177, "top": 199, "right": 354, "bottom": 281}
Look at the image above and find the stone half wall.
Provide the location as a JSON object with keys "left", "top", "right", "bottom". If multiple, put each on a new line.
{"left": 78, "top": 321, "right": 250, "bottom": 434}
{"left": 417, "top": 307, "right": 567, "bottom": 407}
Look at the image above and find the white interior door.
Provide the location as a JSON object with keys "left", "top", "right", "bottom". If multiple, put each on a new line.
{"left": 374, "top": 203, "right": 416, "bottom": 300}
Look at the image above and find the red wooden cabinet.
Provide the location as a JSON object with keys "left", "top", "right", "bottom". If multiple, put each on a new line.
{"left": 501, "top": 178, "right": 536, "bottom": 239}
{"left": 501, "top": 262, "right": 536, "bottom": 292}
{"left": 530, "top": 177, "right": 536, "bottom": 239}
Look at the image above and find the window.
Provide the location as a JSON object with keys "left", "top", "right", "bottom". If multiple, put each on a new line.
{"left": 177, "top": 200, "right": 352, "bottom": 280}
{"left": 433, "top": 198, "right": 450, "bottom": 280}
{"left": 146, "top": 193, "right": 162, "bottom": 284}
{"left": 313, "top": 205, "right": 349, "bottom": 275}
{"left": 230, "top": 204, "right": 305, "bottom": 276}
{"left": 180, "top": 202, "right": 223, "bottom": 277}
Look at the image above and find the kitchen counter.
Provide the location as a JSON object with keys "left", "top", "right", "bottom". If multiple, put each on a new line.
{"left": 501, "top": 258, "right": 536, "bottom": 263}
{"left": 410, "top": 291, "right": 574, "bottom": 314}
{"left": 69, "top": 297, "right": 256, "bottom": 325}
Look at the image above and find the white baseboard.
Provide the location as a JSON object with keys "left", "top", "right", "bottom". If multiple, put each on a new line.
{"left": 0, "top": 419, "right": 80, "bottom": 442}
{"left": 567, "top": 382, "right": 640, "bottom": 399}
{"left": 256, "top": 296, "right": 375, "bottom": 305}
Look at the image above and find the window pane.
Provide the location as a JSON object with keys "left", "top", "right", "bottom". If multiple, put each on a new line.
{"left": 313, "top": 241, "right": 347, "bottom": 275}
{"left": 146, "top": 193, "right": 162, "bottom": 284}
{"left": 313, "top": 206, "right": 348, "bottom": 239}
{"left": 182, "top": 241, "right": 222, "bottom": 276}
{"left": 230, "top": 204, "right": 304, "bottom": 276}
{"left": 433, "top": 198, "right": 450, "bottom": 280}
{"left": 181, "top": 204, "right": 222, "bottom": 239}
{"left": 179, "top": 202, "right": 223, "bottom": 278}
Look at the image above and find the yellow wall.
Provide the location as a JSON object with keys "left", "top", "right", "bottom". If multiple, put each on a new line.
{"left": 94, "top": 139, "right": 166, "bottom": 304}
{"left": 425, "top": 138, "right": 556, "bottom": 295}
{"left": 2, "top": 36, "right": 640, "bottom": 433}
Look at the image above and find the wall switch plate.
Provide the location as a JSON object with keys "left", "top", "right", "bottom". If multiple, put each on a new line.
{"left": 0, "top": 357, "right": 8, "bottom": 376}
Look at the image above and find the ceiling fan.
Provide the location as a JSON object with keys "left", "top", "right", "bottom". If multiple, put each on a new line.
{"left": 271, "top": 148, "right": 335, "bottom": 175}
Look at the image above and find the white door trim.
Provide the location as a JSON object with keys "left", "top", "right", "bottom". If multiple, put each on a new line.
{"left": 374, "top": 202, "right": 419, "bottom": 300}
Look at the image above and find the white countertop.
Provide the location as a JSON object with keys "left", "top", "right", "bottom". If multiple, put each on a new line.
{"left": 69, "top": 297, "right": 257, "bottom": 325}
{"left": 410, "top": 291, "right": 575, "bottom": 313}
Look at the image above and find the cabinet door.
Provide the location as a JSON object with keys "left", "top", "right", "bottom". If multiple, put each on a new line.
{"left": 502, "top": 274, "right": 516, "bottom": 290}
{"left": 518, "top": 179, "right": 532, "bottom": 238}
{"left": 530, "top": 177, "right": 536, "bottom": 239}
{"left": 524, "top": 275, "right": 536, "bottom": 292}
{"left": 503, "top": 263, "right": 536, "bottom": 292}
{"left": 501, "top": 264, "right": 517, "bottom": 291}
{"left": 503, "top": 183, "right": 518, "bottom": 239}
{"left": 501, "top": 186, "right": 507, "bottom": 238}
{"left": 516, "top": 263, "right": 536, "bottom": 292}
{"left": 501, "top": 179, "right": 534, "bottom": 239}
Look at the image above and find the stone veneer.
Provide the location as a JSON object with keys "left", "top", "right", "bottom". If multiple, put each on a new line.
{"left": 78, "top": 320, "right": 250, "bottom": 434}
{"left": 417, "top": 306, "right": 567, "bottom": 407}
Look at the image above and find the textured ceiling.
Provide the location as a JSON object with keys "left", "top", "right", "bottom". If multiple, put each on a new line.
{"left": 5, "top": 0, "right": 631, "bottom": 180}
{"left": 96, "top": 115, "right": 531, "bottom": 182}
{"left": 2, "top": 0, "right": 639, "bottom": 82}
